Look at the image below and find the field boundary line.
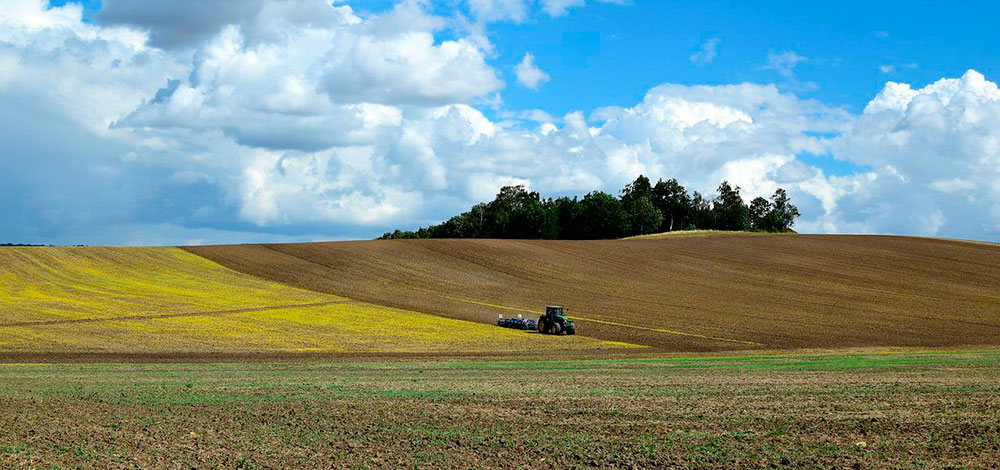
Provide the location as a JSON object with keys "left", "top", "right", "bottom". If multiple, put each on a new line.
{"left": 0, "top": 300, "right": 358, "bottom": 328}
{"left": 442, "top": 295, "right": 763, "bottom": 346}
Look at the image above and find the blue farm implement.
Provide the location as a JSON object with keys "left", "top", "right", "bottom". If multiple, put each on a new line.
{"left": 496, "top": 314, "right": 537, "bottom": 331}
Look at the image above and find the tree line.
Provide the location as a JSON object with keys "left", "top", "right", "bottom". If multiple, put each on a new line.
{"left": 379, "top": 175, "right": 800, "bottom": 240}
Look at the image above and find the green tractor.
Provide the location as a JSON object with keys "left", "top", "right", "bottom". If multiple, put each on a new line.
{"left": 537, "top": 306, "right": 576, "bottom": 335}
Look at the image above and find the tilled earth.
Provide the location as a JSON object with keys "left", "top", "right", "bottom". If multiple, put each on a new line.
{"left": 187, "top": 234, "right": 1000, "bottom": 352}
{"left": 1, "top": 350, "right": 998, "bottom": 469}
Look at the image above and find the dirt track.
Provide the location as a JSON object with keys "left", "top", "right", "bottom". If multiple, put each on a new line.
{"left": 186, "top": 234, "right": 1000, "bottom": 352}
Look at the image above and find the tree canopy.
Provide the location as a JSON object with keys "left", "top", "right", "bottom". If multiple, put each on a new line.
{"left": 380, "top": 175, "right": 800, "bottom": 240}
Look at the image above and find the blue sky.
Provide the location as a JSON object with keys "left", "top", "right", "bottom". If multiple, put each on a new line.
{"left": 493, "top": 1, "right": 996, "bottom": 114}
{"left": 2, "top": 0, "right": 999, "bottom": 244}
{"left": 55, "top": 0, "right": 998, "bottom": 114}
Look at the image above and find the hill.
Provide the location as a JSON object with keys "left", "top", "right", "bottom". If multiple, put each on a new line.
{"left": 0, "top": 247, "right": 620, "bottom": 357}
{"left": 187, "top": 234, "right": 1000, "bottom": 352}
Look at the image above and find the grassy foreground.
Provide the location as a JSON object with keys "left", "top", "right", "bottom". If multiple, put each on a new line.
{"left": 1, "top": 350, "right": 998, "bottom": 469}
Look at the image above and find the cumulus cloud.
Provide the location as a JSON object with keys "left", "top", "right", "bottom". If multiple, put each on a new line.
{"left": 0, "top": 0, "right": 504, "bottom": 240}
{"left": 832, "top": 70, "right": 1000, "bottom": 237}
{"left": 96, "top": 0, "right": 267, "bottom": 49}
{"left": 2, "top": 0, "right": 1000, "bottom": 244}
{"left": 514, "top": 53, "right": 550, "bottom": 90}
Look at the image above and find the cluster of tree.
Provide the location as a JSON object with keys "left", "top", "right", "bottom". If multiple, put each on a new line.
{"left": 0, "top": 243, "right": 48, "bottom": 247}
{"left": 380, "top": 175, "right": 800, "bottom": 240}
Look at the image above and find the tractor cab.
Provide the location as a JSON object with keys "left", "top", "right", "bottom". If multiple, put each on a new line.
{"left": 537, "top": 305, "right": 576, "bottom": 335}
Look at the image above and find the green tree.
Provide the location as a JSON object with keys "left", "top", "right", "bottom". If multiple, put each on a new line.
{"left": 553, "top": 196, "right": 580, "bottom": 239}
{"left": 508, "top": 197, "right": 547, "bottom": 239}
{"left": 620, "top": 175, "right": 654, "bottom": 202}
{"left": 711, "top": 181, "right": 749, "bottom": 231}
{"left": 621, "top": 175, "right": 663, "bottom": 236}
{"left": 466, "top": 203, "right": 489, "bottom": 237}
{"left": 652, "top": 178, "right": 692, "bottom": 232}
{"left": 690, "top": 191, "right": 713, "bottom": 229}
{"left": 484, "top": 185, "right": 542, "bottom": 238}
{"left": 748, "top": 196, "right": 772, "bottom": 231}
{"left": 576, "top": 191, "right": 628, "bottom": 239}
{"left": 379, "top": 176, "right": 801, "bottom": 240}
{"left": 625, "top": 196, "right": 662, "bottom": 236}
{"left": 765, "top": 188, "right": 800, "bottom": 232}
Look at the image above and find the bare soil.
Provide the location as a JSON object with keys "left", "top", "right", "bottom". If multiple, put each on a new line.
{"left": 186, "top": 234, "right": 1000, "bottom": 353}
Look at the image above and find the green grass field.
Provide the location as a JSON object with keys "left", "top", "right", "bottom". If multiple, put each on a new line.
{"left": 2, "top": 350, "right": 998, "bottom": 469}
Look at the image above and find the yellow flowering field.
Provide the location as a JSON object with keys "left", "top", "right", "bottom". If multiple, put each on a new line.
{"left": 0, "top": 247, "right": 630, "bottom": 353}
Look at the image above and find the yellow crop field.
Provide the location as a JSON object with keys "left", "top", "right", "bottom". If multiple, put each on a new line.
{"left": 0, "top": 247, "right": 335, "bottom": 323}
{"left": 0, "top": 302, "right": 626, "bottom": 353}
{"left": 0, "top": 247, "right": 629, "bottom": 354}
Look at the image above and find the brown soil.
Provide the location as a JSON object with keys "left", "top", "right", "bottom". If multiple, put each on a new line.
{"left": 186, "top": 234, "right": 1000, "bottom": 352}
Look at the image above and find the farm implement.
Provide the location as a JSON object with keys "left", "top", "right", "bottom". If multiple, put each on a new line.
{"left": 497, "top": 306, "right": 576, "bottom": 335}
{"left": 496, "top": 314, "right": 536, "bottom": 331}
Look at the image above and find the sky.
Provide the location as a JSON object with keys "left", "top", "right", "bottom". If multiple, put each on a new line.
{"left": 2, "top": 0, "right": 1000, "bottom": 245}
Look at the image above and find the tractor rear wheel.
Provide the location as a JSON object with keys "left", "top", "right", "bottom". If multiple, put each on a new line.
{"left": 537, "top": 320, "right": 546, "bottom": 334}
{"left": 552, "top": 322, "right": 562, "bottom": 335}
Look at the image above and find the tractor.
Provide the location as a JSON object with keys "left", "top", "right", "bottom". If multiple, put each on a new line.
{"left": 536, "top": 306, "right": 575, "bottom": 335}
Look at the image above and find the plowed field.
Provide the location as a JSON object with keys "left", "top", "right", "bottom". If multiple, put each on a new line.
{"left": 187, "top": 234, "right": 1000, "bottom": 352}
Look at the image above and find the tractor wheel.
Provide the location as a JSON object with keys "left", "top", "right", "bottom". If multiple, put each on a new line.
{"left": 552, "top": 322, "right": 562, "bottom": 335}
{"left": 537, "top": 320, "right": 546, "bottom": 334}
{"left": 566, "top": 327, "right": 576, "bottom": 335}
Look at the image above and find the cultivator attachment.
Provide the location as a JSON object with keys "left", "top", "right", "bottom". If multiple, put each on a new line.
{"left": 496, "top": 314, "right": 538, "bottom": 331}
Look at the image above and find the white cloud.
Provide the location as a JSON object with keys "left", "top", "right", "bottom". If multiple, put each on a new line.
{"left": 466, "top": 0, "right": 529, "bottom": 23}
{"left": 690, "top": 38, "right": 721, "bottom": 65}
{"left": 3, "top": 0, "right": 1000, "bottom": 244}
{"left": 514, "top": 53, "right": 550, "bottom": 90}
{"left": 765, "top": 50, "right": 808, "bottom": 78}
{"left": 878, "top": 62, "right": 918, "bottom": 75}
{"left": 540, "top": 0, "right": 586, "bottom": 16}
{"left": 832, "top": 70, "right": 1000, "bottom": 237}
{"left": 96, "top": 0, "right": 267, "bottom": 49}
{"left": 540, "top": 0, "right": 628, "bottom": 17}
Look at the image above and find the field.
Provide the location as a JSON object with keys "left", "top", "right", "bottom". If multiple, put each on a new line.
{"left": 188, "top": 234, "right": 1000, "bottom": 352}
{"left": 4, "top": 234, "right": 998, "bottom": 357}
{"left": 1, "top": 350, "right": 999, "bottom": 469}
{"left": 3, "top": 235, "right": 1000, "bottom": 468}
{"left": 0, "top": 246, "right": 622, "bottom": 357}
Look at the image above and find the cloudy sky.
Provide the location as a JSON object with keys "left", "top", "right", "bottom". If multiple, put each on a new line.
{"left": 2, "top": 0, "right": 999, "bottom": 245}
